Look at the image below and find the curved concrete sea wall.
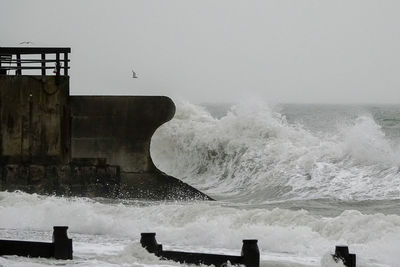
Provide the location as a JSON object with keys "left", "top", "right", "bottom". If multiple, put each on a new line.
{"left": 0, "top": 76, "right": 211, "bottom": 200}
{"left": 70, "top": 96, "right": 173, "bottom": 173}
{"left": 70, "top": 96, "right": 210, "bottom": 199}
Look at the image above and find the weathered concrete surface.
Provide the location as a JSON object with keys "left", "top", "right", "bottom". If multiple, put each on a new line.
{"left": 0, "top": 162, "right": 209, "bottom": 200}
{"left": 70, "top": 96, "right": 211, "bottom": 200}
{"left": 70, "top": 96, "right": 173, "bottom": 172}
{"left": 0, "top": 82, "right": 211, "bottom": 200}
{"left": 0, "top": 162, "right": 120, "bottom": 197}
{"left": 0, "top": 76, "right": 70, "bottom": 165}
{"left": 118, "top": 172, "right": 209, "bottom": 200}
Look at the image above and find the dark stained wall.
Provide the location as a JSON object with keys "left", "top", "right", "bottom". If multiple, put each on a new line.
{"left": 0, "top": 76, "right": 70, "bottom": 164}
{"left": 70, "top": 96, "right": 175, "bottom": 172}
{"left": 0, "top": 82, "right": 210, "bottom": 199}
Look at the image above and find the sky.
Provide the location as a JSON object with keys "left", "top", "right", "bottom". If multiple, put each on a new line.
{"left": 1, "top": 0, "right": 400, "bottom": 104}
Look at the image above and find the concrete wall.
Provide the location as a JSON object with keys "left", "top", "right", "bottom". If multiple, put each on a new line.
{"left": 0, "top": 76, "right": 70, "bottom": 165}
{"left": 70, "top": 96, "right": 175, "bottom": 172}
{"left": 0, "top": 80, "right": 211, "bottom": 200}
{"left": 0, "top": 163, "right": 120, "bottom": 197}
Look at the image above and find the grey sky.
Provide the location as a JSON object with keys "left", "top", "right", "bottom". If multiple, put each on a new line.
{"left": 1, "top": 0, "right": 400, "bottom": 103}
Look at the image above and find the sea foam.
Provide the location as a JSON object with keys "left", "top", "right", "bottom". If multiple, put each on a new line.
{"left": 0, "top": 191, "right": 399, "bottom": 266}
{"left": 151, "top": 101, "right": 400, "bottom": 201}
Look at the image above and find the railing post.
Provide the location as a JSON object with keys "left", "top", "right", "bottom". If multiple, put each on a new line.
{"left": 53, "top": 226, "right": 73, "bottom": 260}
{"left": 0, "top": 48, "right": 70, "bottom": 76}
{"left": 41, "top": 53, "right": 46, "bottom": 75}
{"left": 241, "top": 240, "right": 260, "bottom": 267}
{"left": 16, "top": 54, "right": 21, "bottom": 75}
{"left": 0, "top": 57, "right": 4, "bottom": 75}
{"left": 64, "top": 52, "right": 68, "bottom": 76}
{"left": 55, "top": 53, "right": 61, "bottom": 76}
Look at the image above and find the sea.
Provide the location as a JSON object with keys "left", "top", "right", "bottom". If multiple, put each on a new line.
{"left": 1, "top": 101, "right": 400, "bottom": 267}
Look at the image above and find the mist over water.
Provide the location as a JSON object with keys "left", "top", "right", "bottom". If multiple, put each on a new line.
{"left": 1, "top": 101, "right": 400, "bottom": 266}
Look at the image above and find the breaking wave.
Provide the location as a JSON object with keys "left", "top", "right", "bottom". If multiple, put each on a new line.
{"left": 0, "top": 191, "right": 399, "bottom": 266}
{"left": 151, "top": 101, "right": 400, "bottom": 202}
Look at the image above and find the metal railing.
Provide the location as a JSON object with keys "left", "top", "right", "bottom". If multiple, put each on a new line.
{"left": 0, "top": 47, "right": 71, "bottom": 76}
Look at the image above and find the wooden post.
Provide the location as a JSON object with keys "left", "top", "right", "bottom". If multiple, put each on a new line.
{"left": 140, "top": 233, "right": 258, "bottom": 267}
{"left": 0, "top": 226, "right": 73, "bottom": 259}
{"left": 53, "top": 226, "right": 73, "bottom": 260}
{"left": 140, "top": 233, "right": 159, "bottom": 254}
{"left": 334, "top": 246, "right": 356, "bottom": 267}
{"left": 241, "top": 240, "right": 260, "bottom": 267}
{"left": 41, "top": 53, "right": 46, "bottom": 75}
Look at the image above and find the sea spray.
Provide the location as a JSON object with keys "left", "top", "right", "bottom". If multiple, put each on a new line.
{"left": 151, "top": 101, "right": 400, "bottom": 201}
{"left": 1, "top": 191, "right": 400, "bottom": 265}
{"left": 2, "top": 102, "right": 400, "bottom": 266}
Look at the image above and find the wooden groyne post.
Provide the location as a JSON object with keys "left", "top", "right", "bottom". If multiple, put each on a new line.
{"left": 0, "top": 226, "right": 73, "bottom": 259}
{"left": 140, "top": 232, "right": 259, "bottom": 267}
{"left": 333, "top": 246, "right": 356, "bottom": 267}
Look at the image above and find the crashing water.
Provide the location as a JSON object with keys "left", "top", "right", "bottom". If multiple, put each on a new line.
{"left": 1, "top": 101, "right": 400, "bottom": 266}
{"left": 152, "top": 102, "right": 400, "bottom": 202}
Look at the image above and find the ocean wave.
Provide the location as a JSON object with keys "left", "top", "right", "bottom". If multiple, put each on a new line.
{"left": 151, "top": 101, "right": 400, "bottom": 201}
{"left": 0, "top": 191, "right": 398, "bottom": 266}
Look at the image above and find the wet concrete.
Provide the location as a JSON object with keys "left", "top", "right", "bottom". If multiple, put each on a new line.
{"left": 0, "top": 76, "right": 211, "bottom": 200}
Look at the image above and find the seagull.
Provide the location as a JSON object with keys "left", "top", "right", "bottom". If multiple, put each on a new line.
{"left": 19, "top": 41, "right": 34, "bottom": 45}
{"left": 132, "top": 69, "right": 138, "bottom": 78}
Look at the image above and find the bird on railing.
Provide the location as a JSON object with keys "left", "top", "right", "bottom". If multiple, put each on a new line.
{"left": 132, "top": 69, "right": 138, "bottom": 78}
{"left": 53, "top": 62, "right": 62, "bottom": 74}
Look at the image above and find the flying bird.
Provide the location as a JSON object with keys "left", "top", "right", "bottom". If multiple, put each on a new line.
{"left": 132, "top": 69, "right": 138, "bottom": 78}
{"left": 19, "top": 41, "right": 34, "bottom": 45}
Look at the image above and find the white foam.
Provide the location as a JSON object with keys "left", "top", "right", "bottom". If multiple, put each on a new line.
{"left": 151, "top": 100, "right": 400, "bottom": 201}
{"left": 320, "top": 253, "right": 345, "bottom": 267}
{"left": 0, "top": 192, "right": 399, "bottom": 266}
{"left": 1, "top": 102, "right": 400, "bottom": 266}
